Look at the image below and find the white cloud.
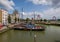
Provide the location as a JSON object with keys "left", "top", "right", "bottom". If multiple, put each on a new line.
{"left": 9, "top": 0, "right": 15, "bottom": 6}
{"left": 42, "top": 7, "right": 60, "bottom": 19}
{"left": 20, "top": 12, "right": 43, "bottom": 16}
{"left": 27, "top": 0, "right": 60, "bottom": 19}
{"left": 20, "top": 7, "right": 60, "bottom": 19}
{"left": 20, "top": 12, "right": 43, "bottom": 19}
{"left": 27, "top": 0, "right": 60, "bottom": 8}
{"left": 0, "top": 0, "right": 15, "bottom": 10}
{"left": 27, "top": 0, "right": 47, "bottom": 5}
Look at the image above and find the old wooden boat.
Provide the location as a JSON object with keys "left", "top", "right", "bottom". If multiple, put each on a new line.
{"left": 13, "top": 23, "right": 45, "bottom": 31}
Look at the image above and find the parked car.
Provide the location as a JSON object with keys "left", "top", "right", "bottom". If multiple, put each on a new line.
{"left": 0, "top": 24, "right": 3, "bottom": 29}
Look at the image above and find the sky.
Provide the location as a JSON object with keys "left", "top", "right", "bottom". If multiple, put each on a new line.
{"left": 0, "top": 0, "right": 60, "bottom": 19}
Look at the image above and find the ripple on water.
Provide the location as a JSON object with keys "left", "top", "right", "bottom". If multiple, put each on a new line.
{"left": 0, "top": 26, "right": 60, "bottom": 42}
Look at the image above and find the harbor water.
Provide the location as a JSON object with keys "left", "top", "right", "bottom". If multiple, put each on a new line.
{"left": 0, "top": 25, "right": 60, "bottom": 42}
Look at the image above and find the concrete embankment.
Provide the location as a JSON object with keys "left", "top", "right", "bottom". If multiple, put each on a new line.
{"left": 8, "top": 24, "right": 17, "bottom": 29}
{"left": 45, "top": 23, "right": 60, "bottom": 26}
{"left": 0, "top": 26, "right": 9, "bottom": 33}
{"left": 36, "top": 22, "right": 60, "bottom": 26}
{"left": 0, "top": 23, "right": 19, "bottom": 34}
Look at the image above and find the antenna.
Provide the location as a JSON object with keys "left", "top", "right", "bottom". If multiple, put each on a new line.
{"left": 33, "top": 11, "right": 36, "bottom": 20}
{"left": 34, "top": 12, "right": 35, "bottom": 20}
{"left": 22, "top": 8, "right": 23, "bottom": 19}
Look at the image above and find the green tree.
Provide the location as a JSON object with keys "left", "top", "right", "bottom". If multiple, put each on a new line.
{"left": 44, "top": 19, "right": 47, "bottom": 22}
{"left": 58, "top": 19, "right": 60, "bottom": 21}
{"left": 40, "top": 19, "right": 43, "bottom": 22}
{"left": 8, "top": 15, "right": 11, "bottom": 23}
{"left": 26, "top": 18, "right": 30, "bottom": 23}
{"left": 18, "top": 18, "right": 20, "bottom": 22}
{"left": 15, "top": 17, "right": 17, "bottom": 23}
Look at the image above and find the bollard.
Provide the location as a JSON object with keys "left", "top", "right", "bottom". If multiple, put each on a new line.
{"left": 34, "top": 34, "right": 36, "bottom": 42}
{"left": 30, "top": 28, "right": 32, "bottom": 36}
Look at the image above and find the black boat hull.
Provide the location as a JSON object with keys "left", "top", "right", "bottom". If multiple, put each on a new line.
{"left": 13, "top": 28, "right": 45, "bottom": 31}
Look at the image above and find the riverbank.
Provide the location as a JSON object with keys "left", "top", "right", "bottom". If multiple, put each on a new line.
{"left": 0, "top": 22, "right": 59, "bottom": 34}
{"left": 0, "top": 26, "right": 9, "bottom": 33}
{"left": 0, "top": 25, "right": 60, "bottom": 42}
{"left": 0, "top": 23, "right": 15, "bottom": 34}
{"left": 36, "top": 22, "right": 60, "bottom": 26}
{"left": 44, "top": 23, "right": 60, "bottom": 26}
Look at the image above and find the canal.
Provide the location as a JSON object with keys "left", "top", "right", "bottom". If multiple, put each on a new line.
{"left": 0, "top": 25, "right": 60, "bottom": 42}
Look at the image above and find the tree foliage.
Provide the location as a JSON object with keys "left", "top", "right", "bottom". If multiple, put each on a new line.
{"left": 26, "top": 18, "right": 30, "bottom": 23}
{"left": 15, "top": 17, "right": 17, "bottom": 23}
{"left": 40, "top": 19, "right": 43, "bottom": 21}
{"left": 8, "top": 15, "right": 11, "bottom": 23}
{"left": 18, "top": 18, "right": 20, "bottom": 22}
{"left": 44, "top": 19, "right": 47, "bottom": 22}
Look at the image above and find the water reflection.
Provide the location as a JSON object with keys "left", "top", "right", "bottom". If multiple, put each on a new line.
{"left": 0, "top": 25, "right": 60, "bottom": 42}
{"left": 45, "top": 26, "right": 60, "bottom": 42}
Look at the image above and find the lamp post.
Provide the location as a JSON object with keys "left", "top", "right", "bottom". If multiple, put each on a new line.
{"left": 22, "top": 8, "right": 23, "bottom": 19}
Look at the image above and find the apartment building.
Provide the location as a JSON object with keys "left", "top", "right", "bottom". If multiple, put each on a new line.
{"left": 13, "top": 10, "right": 20, "bottom": 23}
{"left": 8, "top": 10, "right": 20, "bottom": 23}
{"left": 0, "top": 9, "right": 8, "bottom": 25}
{"left": 9, "top": 14, "right": 15, "bottom": 23}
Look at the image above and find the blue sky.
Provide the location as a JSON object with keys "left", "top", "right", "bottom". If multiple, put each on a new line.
{"left": 13, "top": 0, "right": 52, "bottom": 19}
{"left": 13, "top": 0, "right": 50, "bottom": 12}
{"left": 11, "top": 0, "right": 48, "bottom": 19}
{"left": 0, "top": 0, "right": 60, "bottom": 19}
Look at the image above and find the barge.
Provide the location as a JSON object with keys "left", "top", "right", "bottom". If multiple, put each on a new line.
{"left": 13, "top": 23, "right": 45, "bottom": 31}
